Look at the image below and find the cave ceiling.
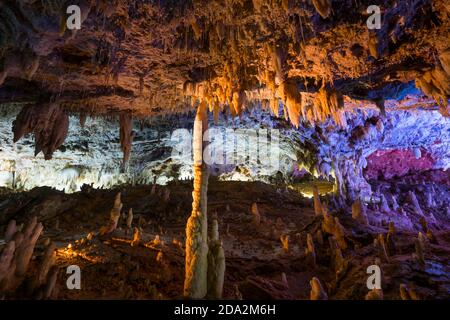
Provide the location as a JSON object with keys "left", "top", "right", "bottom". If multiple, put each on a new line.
{"left": 0, "top": 0, "right": 449, "bottom": 121}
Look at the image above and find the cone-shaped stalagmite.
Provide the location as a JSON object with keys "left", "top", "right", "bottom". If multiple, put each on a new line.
{"left": 207, "top": 218, "right": 225, "bottom": 299}
{"left": 184, "top": 103, "right": 210, "bottom": 299}
{"left": 310, "top": 277, "right": 328, "bottom": 300}
{"left": 100, "top": 192, "right": 123, "bottom": 235}
{"left": 352, "top": 198, "right": 368, "bottom": 225}
{"left": 313, "top": 186, "right": 322, "bottom": 216}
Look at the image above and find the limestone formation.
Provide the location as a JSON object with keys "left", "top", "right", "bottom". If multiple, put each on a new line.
{"left": 365, "top": 289, "right": 383, "bottom": 300}
{"left": 0, "top": 217, "right": 43, "bottom": 293}
{"left": 408, "top": 191, "right": 423, "bottom": 216}
{"left": 333, "top": 218, "right": 347, "bottom": 250}
{"left": 126, "top": 208, "right": 134, "bottom": 230}
{"left": 386, "top": 222, "right": 397, "bottom": 256}
{"left": 399, "top": 283, "right": 421, "bottom": 300}
{"left": 207, "top": 218, "right": 225, "bottom": 299}
{"left": 414, "top": 233, "right": 426, "bottom": 265}
{"left": 280, "top": 234, "right": 290, "bottom": 254}
{"left": 4, "top": 220, "right": 17, "bottom": 243}
{"left": 322, "top": 212, "right": 347, "bottom": 250}
{"left": 352, "top": 198, "right": 368, "bottom": 225}
{"left": 374, "top": 235, "right": 389, "bottom": 263}
{"left": 316, "top": 230, "right": 324, "bottom": 246}
{"left": 119, "top": 113, "right": 135, "bottom": 165}
{"left": 12, "top": 103, "right": 69, "bottom": 160}
{"left": 184, "top": 104, "right": 209, "bottom": 299}
{"left": 310, "top": 277, "right": 328, "bottom": 300}
{"left": 313, "top": 186, "right": 323, "bottom": 216}
{"left": 100, "top": 192, "right": 123, "bottom": 235}
{"left": 305, "top": 233, "right": 316, "bottom": 266}
{"left": 251, "top": 202, "right": 261, "bottom": 226}
{"left": 312, "top": 0, "right": 332, "bottom": 19}
{"left": 380, "top": 194, "right": 390, "bottom": 213}
{"left": 131, "top": 228, "right": 140, "bottom": 247}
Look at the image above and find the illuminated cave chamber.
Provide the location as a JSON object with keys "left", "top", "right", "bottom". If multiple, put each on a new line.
{"left": 0, "top": 0, "right": 449, "bottom": 300}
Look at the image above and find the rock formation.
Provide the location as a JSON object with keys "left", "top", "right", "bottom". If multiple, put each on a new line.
{"left": 310, "top": 277, "right": 328, "bottom": 300}
{"left": 12, "top": 103, "right": 69, "bottom": 160}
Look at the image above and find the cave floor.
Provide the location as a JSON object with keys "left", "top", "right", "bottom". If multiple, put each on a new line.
{"left": 0, "top": 179, "right": 449, "bottom": 300}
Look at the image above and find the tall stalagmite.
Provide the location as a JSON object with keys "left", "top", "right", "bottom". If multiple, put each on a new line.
{"left": 184, "top": 103, "right": 209, "bottom": 299}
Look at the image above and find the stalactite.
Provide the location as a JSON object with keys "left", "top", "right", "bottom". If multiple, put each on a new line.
{"left": 184, "top": 102, "right": 209, "bottom": 299}
{"left": 119, "top": 113, "right": 135, "bottom": 165}
{"left": 12, "top": 103, "right": 69, "bottom": 160}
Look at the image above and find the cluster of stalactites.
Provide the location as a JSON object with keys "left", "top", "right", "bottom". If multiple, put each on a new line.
{"left": 12, "top": 102, "right": 69, "bottom": 160}
{"left": 415, "top": 50, "right": 450, "bottom": 117}
{"left": 184, "top": 78, "right": 347, "bottom": 128}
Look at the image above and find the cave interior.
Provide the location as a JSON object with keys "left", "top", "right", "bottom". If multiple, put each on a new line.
{"left": 0, "top": 0, "right": 449, "bottom": 300}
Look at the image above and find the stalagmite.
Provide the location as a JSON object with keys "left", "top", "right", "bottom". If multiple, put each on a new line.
{"left": 0, "top": 217, "right": 43, "bottom": 292}
{"left": 251, "top": 202, "right": 261, "bottom": 226}
{"left": 207, "top": 218, "right": 225, "bottom": 299}
{"left": 316, "top": 230, "right": 324, "bottom": 246}
{"left": 386, "top": 222, "right": 397, "bottom": 256}
{"left": 380, "top": 194, "right": 390, "bottom": 213}
{"left": 334, "top": 247, "right": 347, "bottom": 279}
{"left": 391, "top": 195, "right": 400, "bottom": 211}
{"left": 310, "top": 277, "right": 328, "bottom": 300}
{"left": 365, "top": 289, "right": 383, "bottom": 300}
{"left": 126, "top": 208, "right": 133, "bottom": 230}
{"left": 419, "top": 217, "right": 438, "bottom": 244}
{"left": 313, "top": 186, "right": 323, "bottom": 216}
{"left": 15, "top": 216, "right": 43, "bottom": 276}
{"left": 399, "top": 283, "right": 421, "bottom": 300}
{"left": 408, "top": 191, "right": 423, "bottom": 216}
{"left": 333, "top": 218, "right": 347, "bottom": 250}
{"left": 312, "top": 0, "right": 332, "bottom": 19}
{"left": 4, "top": 220, "right": 17, "bottom": 243}
{"left": 374, "top": 235, "right": 389, "bottom": 263}
{"left": 280, "top": 234, "right": 290, "bottom": 254}
{"left": 414, "top": 233, "right": 425, "bottom": 265}
{"left": 100, "top": 192, "right": 123, "bottom": 235}
{"left": 322, "top": 211, "right": 335, "bottom": 235}
{"left": 184, "top": 103, "right": 210, "bottom": 299}
{"left": 352, "top": 198, "right": 368, "bottom": 225}
{"left": 36, "top": 242, "right": 55, "bottom": 286}
{"left": 281, "top": 273, "right": 289, "bottom": 288}
{"left": 131, "top": 227, "right": 140, "bottom": 247}
{"left": 306, "top": 233, "right": 316, "bottom": 266}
